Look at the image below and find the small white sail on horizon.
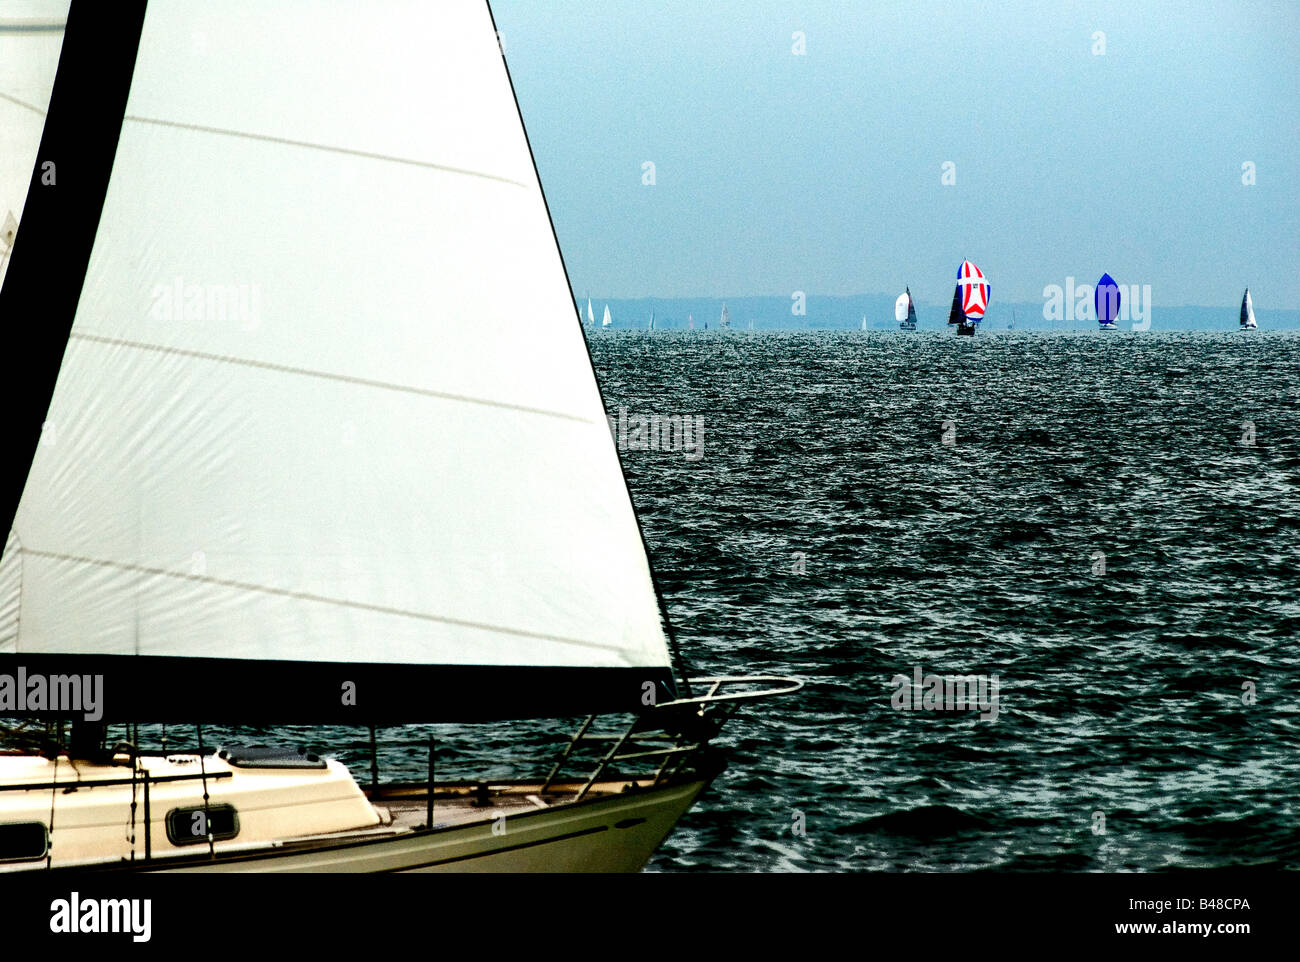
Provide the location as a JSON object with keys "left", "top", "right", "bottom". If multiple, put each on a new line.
{"left": 586, "top": 297, "right": 594, "bottom": 325}
{"left": 602, "top": 303, "right": 612, "bottom": 327}
{"left": 1240, "top": 288, "right": 1257, "bottom": 329}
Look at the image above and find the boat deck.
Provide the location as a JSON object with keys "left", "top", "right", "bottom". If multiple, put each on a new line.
{"left": 369, "top": 778, "right": 652, "bottom": 833}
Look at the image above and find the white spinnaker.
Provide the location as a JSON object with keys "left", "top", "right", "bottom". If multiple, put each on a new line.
{"left": 0, "top": 3, "right": 67, "bottom": 287}
{"left": 1245, "top": 291, "right": 1256, "bottom": 326}
{"left": 894, "top": 294, "right": 909, "bottom": 323}
{"left": 0, "top": 1, "right": 670, "bottom": 672}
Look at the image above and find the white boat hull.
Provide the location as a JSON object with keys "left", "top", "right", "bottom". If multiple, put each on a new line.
{"left": 147, "top": 778, "right": 709, "bottom": 873}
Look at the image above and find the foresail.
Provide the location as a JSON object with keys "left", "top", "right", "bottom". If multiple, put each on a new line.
{"left": 0, "top": 1, "right": 674, "bottom": 719}
{"left": 894, "top": 293, "right": 909, "bottom": 322}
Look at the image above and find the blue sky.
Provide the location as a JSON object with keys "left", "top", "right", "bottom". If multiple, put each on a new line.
{"left": 491, "top": 1, "right": 1299, "bottom": 308}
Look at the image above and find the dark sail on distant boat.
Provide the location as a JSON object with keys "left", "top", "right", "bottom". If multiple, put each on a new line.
{"left": 1240, "top": 288, "right": 1257, "bottom": 329}
{"left": 1096, "top": 273, "right": 1120, "bottom": 329}
{"left": 947, "top": 284, "right": 964, "bottom": 326}
{"left": 896, "top": 287, "right": 917, "bottom": 330}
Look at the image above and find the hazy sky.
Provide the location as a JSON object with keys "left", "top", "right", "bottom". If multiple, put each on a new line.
{"left": 491, "top": 0, "right": 1299, "bottom": 307}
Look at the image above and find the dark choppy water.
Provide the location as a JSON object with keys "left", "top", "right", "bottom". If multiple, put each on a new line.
{"left": 598, "top": 331, "right": 1300, "bottom": 871}
{"left": 132, "top": 331, "right": 1300, "bottom": 871}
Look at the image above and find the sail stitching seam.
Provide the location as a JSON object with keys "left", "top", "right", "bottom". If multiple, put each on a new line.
{"left": 122, "top": 115, "right": 530, "bottom": 189}
{"left": 68, "top": 332, "right": 594, "bottom": 424}
{"left": 0, "top": 89, "right": 46, "bottom": 116}
{"left": 20, "top": 548, "right": 633, "bottom": 656}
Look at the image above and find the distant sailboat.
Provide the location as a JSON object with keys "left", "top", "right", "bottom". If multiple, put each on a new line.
{"left": 586, "top": 297, "right": 594, "bottom": 326}
{"left": 861, "top": 315, "right": 867, "bottom": 331}
{"left": 688, "top": 313, "right": 694, "bottom": 330}
{"left": 896, "top": 287, "right": 917, "bottom": 331}
{"left": 952, "top": 260, "right": 987, "bottom": 336}
{"left": 1008, "top": 308, "right": 1016, "bottom": 331}
{"left": 648, "top": 311, "right": 655, "bottom": 331}
{"left": 1240, "top": 288, "right": 1257, "bottom": 329}
{"left": 719, "top": 302, "right": 731, "bottom": 329}
{"left": 1096, "top": 273, "right": 1120, "bottom": 330}
{"left": 602, "top": 304, "right": 612, "bottom": 328}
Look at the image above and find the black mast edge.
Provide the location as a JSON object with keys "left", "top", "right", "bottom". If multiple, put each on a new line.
{"left": 0, "top": 1, "right": 148, "bottom": 537}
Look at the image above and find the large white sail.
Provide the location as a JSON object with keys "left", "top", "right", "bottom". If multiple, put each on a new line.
{"left": 894, "top": 293, "right": 909, "bottom": 322}
{"left": 0, "top": 2, "right": 672, "bottom": 686}
{"left": 602, "top": 304, "right": 611, "bottom": 327}
{"left": 0, "top": 3, "right": 67, "bottom": 288}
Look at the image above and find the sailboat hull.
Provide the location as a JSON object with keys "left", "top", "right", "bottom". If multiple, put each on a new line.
{"left": 12, "top": 768, "right": 713, "bottom": 874}
{"left": 143, "top": 777, "right": 709, "bottom": 873}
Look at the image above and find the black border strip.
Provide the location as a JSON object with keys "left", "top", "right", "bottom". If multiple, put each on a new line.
{"left": 0, "top": 1, "right": 147, "bottom": 537}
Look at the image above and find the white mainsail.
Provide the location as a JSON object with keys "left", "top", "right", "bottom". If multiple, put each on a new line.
{"left": 1241, "top": 288, "right": 1257, "bottom": 329}
{"left": 894, "top": 294, "right": 909, "bottom": 323}
{"left": 0, "top": 2, "right": 671, "bottom": 685}
{"left": 0, "top": 4, "right": 67, "bottom": 289}
{"left": 602, "top": 304, "right": 612, "bottom": 327}
{"left": 586, "top": 297, "right": 594, "bottom": 325}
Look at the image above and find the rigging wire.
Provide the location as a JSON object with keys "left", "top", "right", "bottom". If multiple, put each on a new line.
{"left": 195, "top": 724, "right": 215, "bottom": 859}
{"left": 44, "top": 727, "right": 59, "bottom": 870}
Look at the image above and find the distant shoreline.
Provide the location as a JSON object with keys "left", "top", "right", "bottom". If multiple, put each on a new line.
{"left": 576, "top": 296, "right": 1300, "bottom": 332}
